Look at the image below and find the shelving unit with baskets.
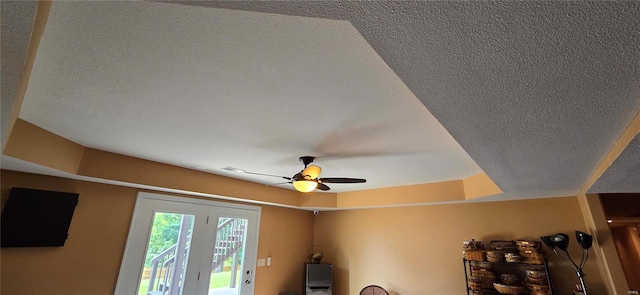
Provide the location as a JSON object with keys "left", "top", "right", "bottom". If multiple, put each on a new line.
{"left": 463, "top": 240, "right": 553, "bottom": 295}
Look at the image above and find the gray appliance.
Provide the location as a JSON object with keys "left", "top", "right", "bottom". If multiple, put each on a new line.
{"left": 305, "top": 263, "right": 332, "bottom": 295}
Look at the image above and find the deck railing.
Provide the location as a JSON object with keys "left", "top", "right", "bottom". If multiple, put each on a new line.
{"left": 146, "top": 217, "right": 246, "bottom": 295}
{"left": 147, "top": 215, "right": 192, "bottom": 295}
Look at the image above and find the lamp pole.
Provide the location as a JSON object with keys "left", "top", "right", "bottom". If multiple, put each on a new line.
{"left": 576, "top": 269, "right": 587, "bottom": 295}
{"left": 550, "top": 248, "right": 588, "bottom": 295}
{"left": 541, "top": 232, "right": 592, "bottom": 295}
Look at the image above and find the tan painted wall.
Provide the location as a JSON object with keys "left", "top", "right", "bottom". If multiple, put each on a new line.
{"left": 313, "top": 197, "right": 606, "bottom": 295}
{"left": 337, "top": 180, "right": 465, "bottom": 208}
{"left": 462, "top": 173, "right": 502, "bottom": 200}
{"left": 0, "top": 170, "right": 314, "bottom": 295}
{"left": 0, "top": 170, "right": 137, "bottom": 295}
{"left": 3, "top": 119, "right": 85, "bottom": 174}
{"left": 255, "top": 206, "right": 315, "bottom": 294}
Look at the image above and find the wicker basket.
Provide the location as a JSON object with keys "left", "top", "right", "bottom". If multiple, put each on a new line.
{"left": 472, "top": 267, "right": 496, "bottom": 281}
{"left": 470, "top": 281, "right": 494, "bottom": 291}
{"left": 505, "top": 253, "right": 522, "bottom": 263}
{"left": 516, "top": 240, "right": 541, "bottom": 251}
{"left": 526, "top": 283, "right": 551, "bottom": 294}
{"left": 523, "top": 258, "right": 545, "bottom": 265}
{"left": 493, "top": 283, "right": 525, "bottom": 295}
{"left": 486, "top": 251, "right": 505, "bottom": 262}
{"left": 490, "top": 240, "right": 518, "bottom": 252}
{"left": 469, "top": 281, "right": 483, "bottom": 291}
{"left": 469, "top": 277, "right": 494, "bottom": 290}
{"left": 520, "top": 250, "right": 545, "bottom": 262}
{"left": 525, "top": 270, "right": 547, "bottom": 279}
{"left": 465, "top": 250, "right": 486, "bottom": 261}
{"left": 526, "top": 277, "right": 548, "bottom": 285}
{"left": 488, "top": 256, "right": 505, "bottom": 262}
{"left": 500, "top": 273, "right": 519, "bottom": 285}
{"left": 520, "top": 250, "right": 544, "bottom": 259}
{"left": 464, "top": 239, "right": 486, "bottom": 251}
{"left": 471, "top": 290, "right": 496, "bottom": 295}
{"left": 486, "top": 251, "right": 503, "bottom": 258}
{"left": 520, "top": 250, "right": 545, "bottom": 264}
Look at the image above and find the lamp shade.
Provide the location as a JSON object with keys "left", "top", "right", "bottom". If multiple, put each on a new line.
{"left": 293, "top": 179, "right": 318, "bottom": 192}
{"left": 575, "top": 231, "right": 593, "bottom": 250}
{"left": 551, "top": 233, "right": 570, "bottom": 251}
{"left": 540, "top": 235, "right": 555, "bottom": 250}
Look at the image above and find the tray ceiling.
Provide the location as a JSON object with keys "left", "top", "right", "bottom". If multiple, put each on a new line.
{"left": 2, "top": 1, "right": 639, "bottom": 202}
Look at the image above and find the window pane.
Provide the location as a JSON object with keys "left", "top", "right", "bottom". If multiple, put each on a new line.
{"left": 208, "top": 217, "right": 248, "bottom": 295}
{"left": 139, "top": 212, "right": 194, "bottom": 295}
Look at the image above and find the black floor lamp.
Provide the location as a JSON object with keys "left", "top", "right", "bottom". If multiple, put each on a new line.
{"left": 540, "top": 231, "right": 593, "bottom": 295}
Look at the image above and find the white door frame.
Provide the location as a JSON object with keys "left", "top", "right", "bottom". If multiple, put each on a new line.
{"left": 115, "top": 192, "right": 261, "bottom": 295}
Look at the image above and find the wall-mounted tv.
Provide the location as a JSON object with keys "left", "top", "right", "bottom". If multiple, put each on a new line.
{"left": 1, "top": 187, "right": 79, "bottom": 247}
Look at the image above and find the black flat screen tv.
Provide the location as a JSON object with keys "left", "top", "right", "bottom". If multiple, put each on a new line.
{"left": 1, "top": 187, "right": 79, "bottom": 247}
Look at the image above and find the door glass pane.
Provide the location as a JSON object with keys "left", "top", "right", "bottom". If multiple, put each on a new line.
{"left": 208, "top": 217, "right": 248, "bottom": 295}
{"left": 138, "top": 212, "right": 194, "bottom": 295}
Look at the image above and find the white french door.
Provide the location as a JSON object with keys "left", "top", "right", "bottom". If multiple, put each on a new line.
{"left": 115, "top": 192, "right": 260, "bottom": 295}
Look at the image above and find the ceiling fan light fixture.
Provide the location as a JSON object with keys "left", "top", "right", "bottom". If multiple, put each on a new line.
{"left": 293, "top": 179, "right": 318, "bottom": 193}
{"left": 230, "top": 156, "right": 365, "bottom": 192}
{"left": 302, "top": 165, "right": 322, "bottom": 179}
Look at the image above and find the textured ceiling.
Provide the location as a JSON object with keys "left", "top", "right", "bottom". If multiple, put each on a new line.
{"left": 0, "top": 1, "right": 38, "bottom": 147}
{"left": 185, "top": 1, "right": 640, "bottom": 198}
{"left": 589, "top": 134, "right": 640, "bottom": 194}
{"left": 2, "top": 1, "right": 640, "bottom": 199}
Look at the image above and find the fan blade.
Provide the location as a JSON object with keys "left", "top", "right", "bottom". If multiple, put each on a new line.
{"left": 320, "top": 177, "right": 366, "bottom": 183}
{"left": 223, "top": 167, "right": 292, "bottom": 180}
{"left": 267, "top": 181, "right": 292, "bottom": 187}
{"left": 316, "top": 183, "right": 331, "bottom": 191}
{"left": 244, "top": 171, "right": 291, "bottom": 180}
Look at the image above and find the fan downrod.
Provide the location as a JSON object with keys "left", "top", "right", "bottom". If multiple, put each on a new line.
{"left": 299, "top": 156, "right": 316, "bottom": 167}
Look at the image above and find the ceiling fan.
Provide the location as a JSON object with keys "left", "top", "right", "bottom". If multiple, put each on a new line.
{"left": 227, "top": 156, "right": 366, "bottom": 193}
